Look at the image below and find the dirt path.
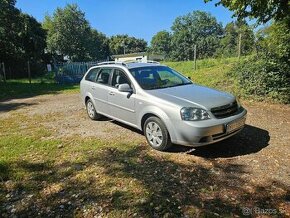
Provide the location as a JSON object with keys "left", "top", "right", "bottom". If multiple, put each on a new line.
{"left": 1, "top": 93, "right": 290, "bottom": 216}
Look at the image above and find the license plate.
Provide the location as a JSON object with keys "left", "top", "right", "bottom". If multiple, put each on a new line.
{"left": 226, "top": 117, "right": 246, "bottom": 133}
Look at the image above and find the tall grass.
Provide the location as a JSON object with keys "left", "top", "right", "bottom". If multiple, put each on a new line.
{"left": 0, "top": 79, "right": 79, "bottom": 100}
{"left": 163, "top": 57, "right": 241, "bottom": 96}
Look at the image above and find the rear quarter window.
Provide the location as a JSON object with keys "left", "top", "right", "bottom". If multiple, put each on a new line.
{"left": 85, "top": 68, "right": 99, "bottom": 82}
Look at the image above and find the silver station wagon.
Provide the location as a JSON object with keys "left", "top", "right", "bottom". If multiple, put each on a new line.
{"left": 80, "top": 61, "right": 247, "bottom": 151}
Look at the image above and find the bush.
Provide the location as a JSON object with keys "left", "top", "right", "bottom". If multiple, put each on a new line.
{"left": 230, "top": 55, "right": 290, "bottom": 103}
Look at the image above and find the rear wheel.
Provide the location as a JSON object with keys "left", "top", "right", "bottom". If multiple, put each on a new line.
{"left": 86, "top": 99, "right": 101, "bottom": 120}
{"left": 144, "top": 116, "right": 172, "bottom": 151}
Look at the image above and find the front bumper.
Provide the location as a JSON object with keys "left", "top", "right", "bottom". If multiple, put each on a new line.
{"left": 170, "top": 108, "right": 247, "bottom": 147}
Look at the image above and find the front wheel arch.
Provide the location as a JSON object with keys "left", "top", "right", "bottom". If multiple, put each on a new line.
{"left": 143, "top": 116, "right": 172, "bottom": 151}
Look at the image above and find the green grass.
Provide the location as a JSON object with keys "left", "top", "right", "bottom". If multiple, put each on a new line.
{"left": 163, "top": 57, "right": 241, "bottom": 96}
{"left": 0, "top": 78, "right": 79, "bottom": 100}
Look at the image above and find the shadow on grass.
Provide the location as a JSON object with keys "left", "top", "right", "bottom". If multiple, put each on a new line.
{"left": 0, "top": 102, "right": 38, "bottom": 112}
{"left": 0, "top": 81, "right": 79, "bottom": 102}
{"left": 0, "top": 141, "right": 288, "bottom": 217}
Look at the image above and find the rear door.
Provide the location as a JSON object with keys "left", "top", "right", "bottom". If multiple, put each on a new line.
{"left": 81, "top": 68, "right": 99, "bottom": 102}
{"left": 107, "top": 69, "right": 137, "bottom": 126}
{"left": 91, "top": 68, "right": 113, "bottom": 115}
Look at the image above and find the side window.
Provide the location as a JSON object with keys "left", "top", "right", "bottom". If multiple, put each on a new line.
{"left": 96, "top": 68, "right": 112, "bottom": 85}
{"left": 111, "top": 69, "right": 131, "bottom": 88}
{"left": 85, "top": 68, "right": 99, "bottom": 82}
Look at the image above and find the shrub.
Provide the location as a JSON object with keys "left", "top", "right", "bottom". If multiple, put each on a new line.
{"left": 230, "top": 55, "right": 290, "bottom": 103}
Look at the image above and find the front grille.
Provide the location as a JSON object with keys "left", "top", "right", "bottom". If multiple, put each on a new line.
{"left": 211, "top": 101, "right": 239, "bottom": 119}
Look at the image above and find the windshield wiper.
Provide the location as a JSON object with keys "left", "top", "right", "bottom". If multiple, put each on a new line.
{"left": 164, "top": 82, "right": 192, "bottom": 89}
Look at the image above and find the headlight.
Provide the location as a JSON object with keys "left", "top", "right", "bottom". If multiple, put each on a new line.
{"left": 180, "top": 107, "right": 210, "bottom": 121}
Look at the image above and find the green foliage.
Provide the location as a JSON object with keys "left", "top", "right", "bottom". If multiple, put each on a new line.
{"left": 256, "top": 21, "right": 290, "bottom": 61}
{"left": 171, "top": 11, "right": 223, "bottom": 61}
{"left": 0, "top": 0, "right": 22, "bottom": 61}
{"left": 231, "top": 21, "right": 290, "bottom": 103}
{"left": 43, "top": 4, "right": 92, "bottom": 61}
{"left": 109, "top": 34, "right": 147, "bottom": 55}
{"left": 205, "top": 0, "right": 290, "bottom": 24}
{"left": 21, "top": 14, "right": 47, "bottom": 60}
{"left": 0, "top": 0, "right": 47, "bottom": 78}
{"left": 216, "top": 21, "right": 254, "bottom": 57}
{"left": 150, "top": 30, "right": 172, "bottom": 57}
{"left": 231, "top": 55, "right": 290, "bottom": 103}
{"left": 89, "top": 30, "right": 110, "bottom": 60}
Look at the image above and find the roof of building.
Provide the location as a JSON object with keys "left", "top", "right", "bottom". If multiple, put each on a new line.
{"left": 112, "top": 52, "right": 146, "bottom": 58}
{"left": 126, "top": 62, "right": 161, "bottom": 69}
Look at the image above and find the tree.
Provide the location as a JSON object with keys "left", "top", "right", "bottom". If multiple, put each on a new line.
{"left": 0, "top": 0, "right": 46, "bottom": 78}
{"left": 43, "top": 4, "right": 92, "bottom": 61}
{"left": 150, "top": 30, "right": 172, "bottom": 57}
{"left": 217, "top": 21, "right": 254, "bottom": 57}
{"left": 109, "top": 35, "right": 147, "bottom": 55}
{"left": 256, "top": 21, "right": 290, "bottom": 61}
{"left": 0, "top": 0, "right": 22, "bottom": 63}
{"left": 205, "top": 0, "right": 290, "bottom": 24}
{"left": 88, "top": 30, "right": 110, "bottom": 61}
{"left": 21, "top": 14, "right": 47, "bottom": 60}
{"left": 171, "top": 11, "right": 223, "bottom": 61}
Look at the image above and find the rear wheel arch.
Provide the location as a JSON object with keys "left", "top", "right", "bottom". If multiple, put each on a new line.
{"left": 86, "top": 98, "right": 102, "bottom": 120}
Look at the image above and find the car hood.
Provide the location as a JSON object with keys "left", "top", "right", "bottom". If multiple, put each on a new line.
{"left": 147, "top": 84, "right": 235, "bottom": 109}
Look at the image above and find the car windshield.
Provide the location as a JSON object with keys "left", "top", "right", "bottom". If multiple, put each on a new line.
{"left": 129, "top": 66, "right": 192, "bottom": 90}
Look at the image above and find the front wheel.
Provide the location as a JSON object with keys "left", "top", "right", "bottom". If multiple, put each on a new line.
{"left": 86, "top": 99, "right": 101, "bottom": 120}
{"left": 144, "top": 117, "right": 172, "bottom": 151}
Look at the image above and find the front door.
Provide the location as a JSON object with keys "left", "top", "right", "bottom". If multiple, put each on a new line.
{"left": 108, "top": 69, "right": 137, "bottom": 126}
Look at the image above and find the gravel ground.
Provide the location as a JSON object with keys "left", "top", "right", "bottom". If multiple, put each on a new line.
{"left": 0, "top": 93, "right": 289, "bottom": 217}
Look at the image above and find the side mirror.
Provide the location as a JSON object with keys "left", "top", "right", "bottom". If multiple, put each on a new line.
{"left": 118, "top": 83, "right": 133, "bottom": 93}
{"left": 188, "top": 76, "right": 191, "bottom": 80}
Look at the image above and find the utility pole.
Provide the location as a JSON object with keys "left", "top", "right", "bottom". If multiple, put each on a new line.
{"left": 122, "top": 41, "right": 126, "bottom": 55}
{"left": 238, "top": 32, "right": 242, "bottom": 59}
{"left": 27, "top": 60, "right": 31, "bottom": 84}
{"left": 2, "top": 62, "right": 6, "bottom": 83}
{"left": 193, "top": 44, "right": 197, "bottom": 70}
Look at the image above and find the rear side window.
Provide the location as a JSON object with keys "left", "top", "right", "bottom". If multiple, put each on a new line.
{"left": 96, "top": 68, "right": 112, "bottom": 85}
{"left": 85, "top": 68, "right": 99, "bottom": 82}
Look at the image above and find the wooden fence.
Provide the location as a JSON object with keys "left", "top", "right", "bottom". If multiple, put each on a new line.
{"left": 54, "top": 61, "right": 101, "bottom": 84}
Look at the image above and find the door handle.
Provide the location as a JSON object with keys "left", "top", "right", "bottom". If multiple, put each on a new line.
{"left": 91, "top": 87, "right": 96, "bottom": 90}
{"left": 109, "top": 91, "right": 115, "bottom": 96}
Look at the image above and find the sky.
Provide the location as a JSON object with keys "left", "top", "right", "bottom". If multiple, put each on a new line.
{"left": 16, "top": 0, "right": 235, "bottom": 43}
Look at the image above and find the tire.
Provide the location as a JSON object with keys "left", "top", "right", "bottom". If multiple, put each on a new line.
{"left": 86, "top": 99, "right": 101, "bottom": 120}
{"left": 144, "top": 116, "right": 172, "bottom": 151}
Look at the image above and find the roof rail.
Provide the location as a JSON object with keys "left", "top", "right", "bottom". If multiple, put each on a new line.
{"left": 97, "top": 61, "right": 127, "bottom": 66}
{"left": 97, "top": 60, "right": 160, "bottom": 67}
